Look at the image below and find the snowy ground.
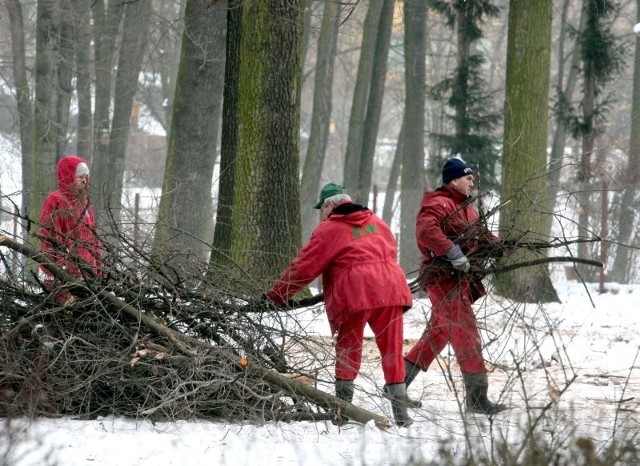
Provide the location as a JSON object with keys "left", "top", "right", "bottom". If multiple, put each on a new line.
{"left": 2, "top": 276, "right": 639, "bottom": 465}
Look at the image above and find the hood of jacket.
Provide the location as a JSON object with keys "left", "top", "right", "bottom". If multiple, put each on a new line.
{"left": 57, "top": 155, "right": 90, "bottom": 195}
{"left": 327, "top": 201, "right": 372, "bottom": 227}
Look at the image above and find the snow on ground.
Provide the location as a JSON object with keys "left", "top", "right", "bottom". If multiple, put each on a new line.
{"left": 1, "top": 277, "right": 639, "bottom": 465}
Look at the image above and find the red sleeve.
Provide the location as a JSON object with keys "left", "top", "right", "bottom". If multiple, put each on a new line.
{"left": 415, "top": 198, "right": 455, "bottom": 257}
{"left": 267, "top": 223, "right": 337, "bottom": 305}
{"left": 38, "top": 193, "right": 71, "bottom": 273}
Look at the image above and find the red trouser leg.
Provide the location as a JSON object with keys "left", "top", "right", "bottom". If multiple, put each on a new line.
{"left": 405, "top": 280, "right": 486, "bottom": 375}
{"left": 334, "top": 311, "right": 367, "bottom": 381}
{"left": 367, "top": 306, "right": 405, "bottom": 385}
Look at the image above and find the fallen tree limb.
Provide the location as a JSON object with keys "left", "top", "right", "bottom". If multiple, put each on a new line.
{"left": 239, "top": 357, "right": 391, "bottom": 429}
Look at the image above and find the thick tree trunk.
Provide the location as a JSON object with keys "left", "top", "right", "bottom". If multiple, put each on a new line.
{"left": 229, "top": 0, "right": 305, "bottom": 281}
{"left": 496, "top": 0, "right": 558, "bottom": 303}
{"left": 611, "top": 0, "right": 640, "bottom": 283}
{"left": 399, "top": 0, "right": 426, "bottom": 273}
{"left": 153, "top": 0, "right": 227, "bottom": 265}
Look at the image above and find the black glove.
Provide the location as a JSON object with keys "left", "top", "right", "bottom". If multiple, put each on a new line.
{"left": 446, "top": 245, "right": 470, "bottom": 273}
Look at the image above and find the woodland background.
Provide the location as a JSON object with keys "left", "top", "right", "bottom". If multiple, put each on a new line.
{"left": 0, "top": 2, "right": 639, "bottom": 464}
{"left": 0, "top": 0, "right": 638, "bottom": 297}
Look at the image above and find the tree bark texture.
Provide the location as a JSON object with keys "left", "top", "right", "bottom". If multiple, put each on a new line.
{"left": 31, "top": 0, "right": 60, "bottom": 220}
{"left": 209, "top": 0, "right": 242, "bottom": 275}
{"left": 154, "top": 0, "right": 227, "bottom": 264}
{"left": 230, "top": 0, "right": 305, "bottom": 281}
{"left": 497, "top": 0, "right": 558, "bottom": 303}
{"left": 400, "top": 0, "right": 427, "bottom": 273}
{"left": 90, "top": 0, "right": 124, "bottom": 221}
{"left": 611, "top": 0, "right": 640, "bottom": 283}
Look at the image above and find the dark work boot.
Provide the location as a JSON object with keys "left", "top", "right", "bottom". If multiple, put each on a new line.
{"left": 404, "top": 360, "right": 421, "bottom": 388}
{"left": 463, "top": 373, "right": 508, "bottom": 415}
{"left": 384, "top": 359, "right": 422, "bottom": 409}
{"left": 335, "top": 379, "right": 354, "bottom": 403}
{"left": 385, "top": 383, "right": 413, "bottom": 427}
{"left": 332, "top": 380, "right": 354, "bottom": 425}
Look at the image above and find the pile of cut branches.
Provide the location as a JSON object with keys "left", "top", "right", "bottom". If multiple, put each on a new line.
{"left": 0, "top": 220, "right": 390, "bottom": 427}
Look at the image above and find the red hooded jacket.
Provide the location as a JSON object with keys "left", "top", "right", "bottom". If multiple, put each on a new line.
{"left": 39, "top": 155, "right": 102, "bottom": 278}
{"left": 268, "top": 202, "right": 412, "bottom": 332}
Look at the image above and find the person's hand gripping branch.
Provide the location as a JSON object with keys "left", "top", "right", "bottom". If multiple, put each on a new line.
{"left": 446, "top": 244, "right": 470, "bottom": 273}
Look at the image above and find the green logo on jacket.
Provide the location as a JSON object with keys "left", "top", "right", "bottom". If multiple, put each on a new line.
{"left": 352, "top": 224, "right": 378, "bottom": 238}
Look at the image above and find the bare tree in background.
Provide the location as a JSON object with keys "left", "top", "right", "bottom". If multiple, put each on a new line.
{"left": 91, "top": 0, "right": 152, "bottom": 229}
{"left": 300, "top": 0, "right": 341, "bottom": 242}
{"left": 5, "top": 0, "right": 33, "bottom": 217}
{"left": 341, "top": 1, "right": 388, "bottom": 205}
{"left": 611, "top": 0, "right": 640, "bottom": 283}
{"left": 399, "top": 0, "right": 427, "bottom": 273}
{"left": 153, "top": 0, "right": 227, "bottom": 266}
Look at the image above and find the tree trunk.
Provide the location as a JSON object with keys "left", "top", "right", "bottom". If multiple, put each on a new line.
{"left": 382, "top": 122, "right": 404, "bottom": 226}
{"left": 400, "top": 0, "right": 427, "bottom": 273}
{"left": 74, "top": 0, "right": 93, "bottom": 160}
{"left": 496, "top": 0, "right": 558, "bottom": 303}
{"left": 92, "top": 0, "right": 150, "bottom": 229}
{"left": 300, "top": 0, "right": 340, "bottom": 242}
{"left": 90, "top": 0, "right": 124, "bottom": 222}
{"left": 358, "top": 0, "right": 394, "bottom": 204}
{"left": 153, "top": 0, "right": 227, "bottom": 265}
{"left": 54, "top": 0, "right": 74, "bottom": 160}
{"left": 229, "top": 0, "right": 305, "bottom": 282}
{"left": 546, "top": 1, "right": 584, "bottom": 216}
{"left": 342, "top": 1, "right": 384, "bottom": 204}
{"left": 611, "top": 0, "right": 640, "bottom": 283}
{"left": 6, "top": 0, "right": 33, "bottom": 217}
{"left": 30, "top": 0, "right": 60, "bottom": 220}
{"left": 209, "top": 1, "right": 242, "bottom": 276}
{"left": 107, "top": 0, "right": 152, "bottom": 229}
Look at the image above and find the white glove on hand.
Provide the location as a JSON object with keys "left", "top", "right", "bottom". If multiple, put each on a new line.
{"left": 446, "top": 245, "right": 470, "bottom": 273}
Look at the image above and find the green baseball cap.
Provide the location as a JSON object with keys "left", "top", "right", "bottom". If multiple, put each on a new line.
{"left": 313, "top": 182, "right": 345, "bottom": 209}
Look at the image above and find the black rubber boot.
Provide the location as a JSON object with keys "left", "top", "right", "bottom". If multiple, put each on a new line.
{"left": 335, "top": 379, "right": 354, "bottom": 403}
{"left": 463, "top": 373, "right": 508, "bottom": 415}
{"left": 385, "top": 359, "right": 422, "bottom": 408}
{"left": 404, "top": 360, "right": 421, "bottom": 388}
{"left": 332, "top": 380, "right": 354, "bottom": 425}
{"left": 385, "top": 383, "right": 413, "bottom": 427}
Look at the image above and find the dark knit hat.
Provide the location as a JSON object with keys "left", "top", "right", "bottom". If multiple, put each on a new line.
{"left": 442, "top": 158, "right": 473, "bottom": 184}
{"left": 313, "top": 182, "right": 346, "bottom": 209}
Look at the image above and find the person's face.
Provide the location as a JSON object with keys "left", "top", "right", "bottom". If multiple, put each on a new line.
{"left": 450, "top": 174, "right": 474, "bottom": 197}
{"left": 320, "top": 201, "right": 333, "bottom": 220}
{"left": 75, "top": 174, "right": 89, "bottom": 193}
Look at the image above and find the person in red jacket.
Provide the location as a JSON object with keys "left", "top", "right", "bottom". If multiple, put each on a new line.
{"left": 267, "top": 182, "right": 414, "bottom": 427}
{"left": 39, "top": 155, "right": 102, "bottom": 306}
{"left": 403, "top": 158, "right": 506, "bottom": 415}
